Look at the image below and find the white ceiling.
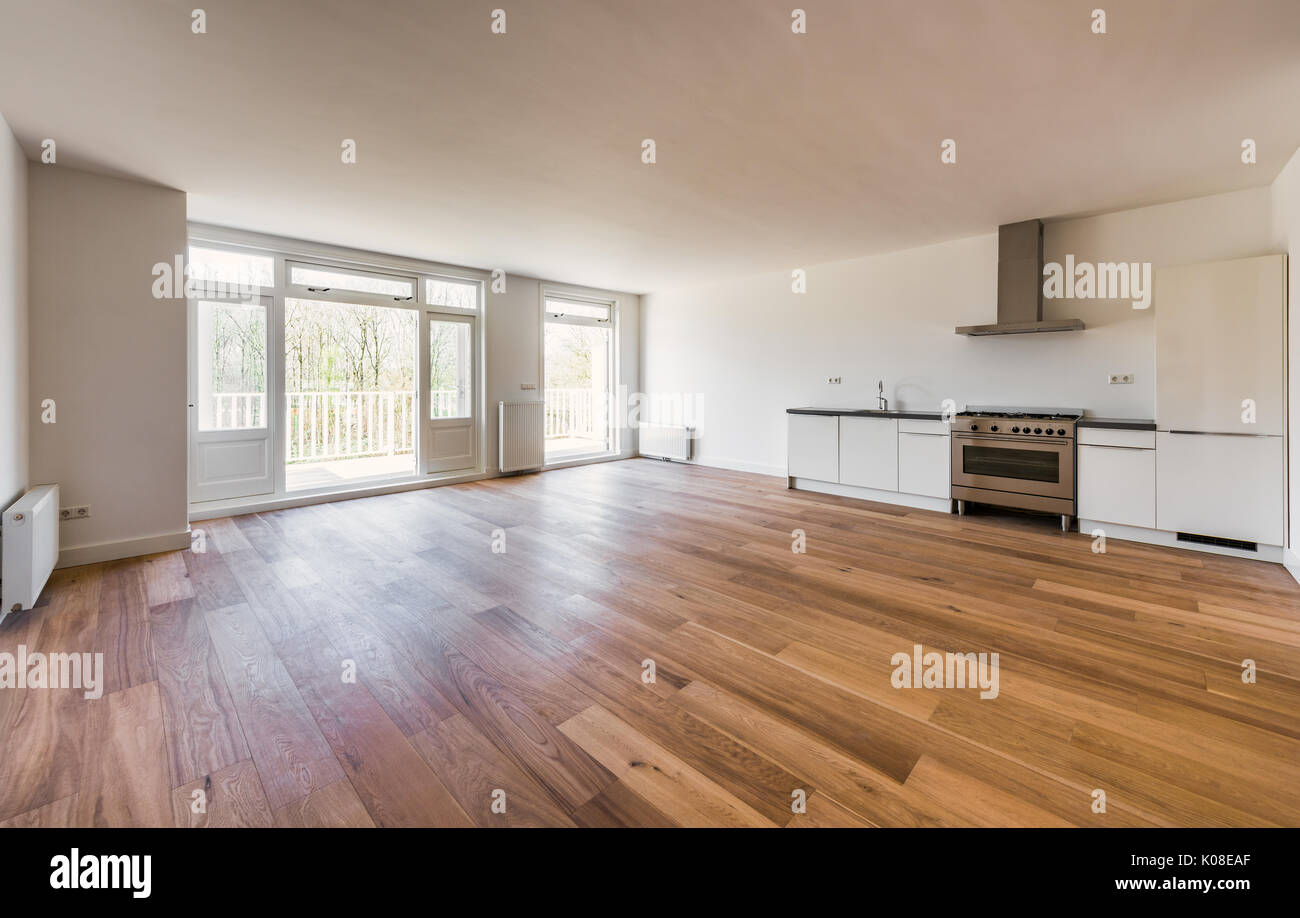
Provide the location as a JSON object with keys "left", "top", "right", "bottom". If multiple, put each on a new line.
{"left": 2, "top": 0, "right": 1298, "bottom": 293}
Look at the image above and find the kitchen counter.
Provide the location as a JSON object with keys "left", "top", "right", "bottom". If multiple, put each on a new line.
{"left": 786, "top": 407, "right": 946, "bottom": 420}
{"left": 1076, "top": 417, "right": 1156, "bottom": 431}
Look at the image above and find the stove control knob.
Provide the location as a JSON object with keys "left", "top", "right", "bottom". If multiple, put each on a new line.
{"left": 1057, "top": 428, "right": 1066, "bottom": 436}
{"left": 1033, "top": 427, "right": 1042, "bottom": 434}
{"left": 990, "top": 425, "right": 999, "bottom": 432}
{"left": 1011, "top": 426, "right": 1020, "bottom": 433}
{"left": 970, "top": 423, "right": 978, "bottom": 430}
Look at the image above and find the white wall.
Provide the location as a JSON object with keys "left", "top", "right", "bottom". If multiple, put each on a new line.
{"left": 28, "top": 166, "right": 189, "bottom": 563}
{"left": 641, "top": 187, "right": 1278, "bottom": 477}
{"left": 0, "top": 113, "right": 28, "bottom": 512}
{"left": 1271, "top": 146, "right": 1300, "bottom": 567}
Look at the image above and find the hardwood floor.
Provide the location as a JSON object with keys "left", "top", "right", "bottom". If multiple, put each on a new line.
{"left": 3, "top": 458, "right": 1299, "bottom": 827}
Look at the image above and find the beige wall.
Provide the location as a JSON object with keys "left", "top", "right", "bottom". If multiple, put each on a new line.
{"left": 641, "top": 187, "right": 1278, "bottom": 477}
{"left": 28, "top": 166, "right": 189, "bottom": 562}
{"left": 0, "top": 113, "right": 28, "bottom": 512}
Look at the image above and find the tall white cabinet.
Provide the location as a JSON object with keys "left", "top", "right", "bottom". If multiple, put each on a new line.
{"left": 1154, "top": 254, "right": 1287, "bottom": 547}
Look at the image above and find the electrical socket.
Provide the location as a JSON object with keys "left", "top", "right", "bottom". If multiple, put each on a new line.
{"left": 1108, "top": 373, "right": 1134, "bottom": 385}
{"left": 827, "top": 376, "right": 842, "bottom": 385}
{"left": 61, "top": 505, "right": 91, "bottom": 520}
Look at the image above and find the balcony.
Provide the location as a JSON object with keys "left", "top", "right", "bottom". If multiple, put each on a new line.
{"left": 205, "top": 387, "right": 608, "bottom": 488}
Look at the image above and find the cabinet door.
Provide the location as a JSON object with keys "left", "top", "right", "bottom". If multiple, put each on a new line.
{"left": 1155, "top": 432, "right": 1284, "bottom": 545}
{"left": 1155, "top": 254, "right": 1286, "bottom": 435}
{"left": 1078, "top": 445, "right": 1155, "bottom": 528}
{"left": 787, "top": 414, "right": 839, "bottom": 482}
{"left": 897, "top": 433, "right": 949, "bottom": 498}
{"left": 839, "top": 417, "right": 898, "bottom": 491}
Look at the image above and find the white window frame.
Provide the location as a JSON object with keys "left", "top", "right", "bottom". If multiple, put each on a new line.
{"left": 285, "top": 259, "right": 419, "bottom": 304}
{"left": 539, "top": 287, "right": 620, "bottom": 465}
{"left": 187, "top": 224, "right": 487, "bottom": 512}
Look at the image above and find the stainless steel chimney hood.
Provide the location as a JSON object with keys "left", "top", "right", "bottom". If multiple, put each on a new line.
{"left": 955, "top": 219, "right": 1085, "bottom": 336}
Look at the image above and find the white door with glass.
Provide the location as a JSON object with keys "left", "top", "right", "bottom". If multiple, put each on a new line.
{"left": 544, "top": 295, "right": 615, "bottom": 461}
{"left": 191, "top": 293, "right": 275, "bottom": 502}
{"left": 426, "top": 313, "right": 476, "bottom": 472}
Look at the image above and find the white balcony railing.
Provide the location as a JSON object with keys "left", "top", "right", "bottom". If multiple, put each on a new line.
{"left": 208, "top": 387, "right": 601, "bottom": 462}
{"left": 545, "top": 388, "right": 600, "bottom": 440}
{"left": 286, "top": 391, "right": 417, "bottom": 464}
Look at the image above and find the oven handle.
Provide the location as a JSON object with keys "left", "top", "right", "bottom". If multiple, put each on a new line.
{"left": 951, "top": 434, "right": 1072, "bottom": 447}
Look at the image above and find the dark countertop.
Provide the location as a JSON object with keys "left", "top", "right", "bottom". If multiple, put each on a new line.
{"left": 787, "top": 407, "right": 946, "bottom": 420}
{"left": 1076, "top": 417, "right": 1156, "bottom": 431}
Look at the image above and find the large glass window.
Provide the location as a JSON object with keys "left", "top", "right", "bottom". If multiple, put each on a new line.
{"left": 189, "top": 234, "right": 485, "bottom": 505}
{"left": 283, "top": 297, "right": 419, "bottom": 490}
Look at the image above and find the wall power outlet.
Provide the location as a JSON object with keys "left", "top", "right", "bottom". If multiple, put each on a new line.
{"left": 827, "top": 377, "right": 842, "bottom": 385}
{"left": 1108, "top": 373, "right": 1134, "bottom": 385}
{"left": 60, "top": 505, "right": 91, "bottom": 521}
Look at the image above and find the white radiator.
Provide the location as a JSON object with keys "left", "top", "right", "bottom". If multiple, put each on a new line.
{"left": 2, "top": 484, "right": 60, "bottom": 621}
{"left": 499, "top": 401, "right": 544, "bottom": 472}
{"left": 639, "top": 425, "right": 693, "bottom": 461}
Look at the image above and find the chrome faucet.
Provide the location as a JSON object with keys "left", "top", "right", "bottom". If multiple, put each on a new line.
{"left": 876, "top": 380, "right": 888, "bottom": 411}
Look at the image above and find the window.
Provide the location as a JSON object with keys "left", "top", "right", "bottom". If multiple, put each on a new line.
{"left": 189, "top": 246, "right": 274, "bottom": 290}
{"left": 429, "top": 318, "right": 473, "bottom": 419}
{"left": 287, "top": 262, "right": 415, "bottom": 299}
{"left": 189, "top": 231, "right": 487, "bottom": 505}
{"left": 195, "top": 298, "right": 267, "bottom": 431}
{"left": 545, "top": 299, "right": 610, "bottom": 322}
{"left": 426, "top": 278, "right": 479, "bottom": 310}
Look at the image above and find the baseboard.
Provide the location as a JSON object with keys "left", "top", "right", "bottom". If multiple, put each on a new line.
{"left": 57, "top": 529, "right": 192, "bottom": 568}
{"left": 1078, "top": 519, "right": 1283, "bottom": 564}
{"left": 791, "top": 477, "right": 951, "bottom": 514}
{"left": 1284, "top": 547, "right": 1300, "bottom": 584}
{"left": 663, "top": 453, "right": 785, "bottom": 479}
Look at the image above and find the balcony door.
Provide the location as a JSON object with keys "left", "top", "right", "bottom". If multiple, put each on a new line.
{"left": 543, "top": 294, "right": 615, "bottom": 462}
{"left": 190, "top": 292, "right": 275, "bottom": 502}
{"left": 425, "top": 313, "right": 476, "bottom": 473}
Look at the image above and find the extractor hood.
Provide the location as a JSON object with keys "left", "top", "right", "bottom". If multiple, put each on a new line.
{"left": 955, "top": 219, "right": 1085, "bottom": 336}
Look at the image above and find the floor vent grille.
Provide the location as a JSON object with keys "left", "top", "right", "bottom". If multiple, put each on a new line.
{"left": 1176, "top": 531, "right": 1258, "bottom": 552}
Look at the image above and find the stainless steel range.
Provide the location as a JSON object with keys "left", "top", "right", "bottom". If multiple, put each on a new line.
{"left": 950, "top": 406, "right": 1083, "bottom": 531}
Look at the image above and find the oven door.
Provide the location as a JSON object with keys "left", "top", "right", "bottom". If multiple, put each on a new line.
{"left": 950, "top": 434, "right": 1073, "bottom": 499}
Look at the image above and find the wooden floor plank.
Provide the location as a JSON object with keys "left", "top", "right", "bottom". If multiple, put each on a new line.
{"left": 202, "top": 603, "right": 343, "bottom": 809}
{"left": 75, "top": 681, "right": 172, "bottom": 827}
{"left": 149, "top": 598, "right": 251, "bottom": 787}
{"left": 408, "top": 713, "right": 577, "bottom": 827}
{"left": 171, "top": 759, "right": 275, "bottom": 828}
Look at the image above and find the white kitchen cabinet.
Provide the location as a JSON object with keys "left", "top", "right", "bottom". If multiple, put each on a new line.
{"left": 1155, "top": 432, "right": 1284, "bottom": 545}
{"left": 1078, "top": 444, "right": 1155, "bottom": 529}
{"left": 839, "top": 416, "right": 898, "bottom": 491}
{"left": 898, "top": 432, "right": 949, "bottom": 498}
{"left": 1155, "top": 255, "right": 1286, "bottom": 435}
{"left": 787, "top": 414, "right": 839, "bottom": 482}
